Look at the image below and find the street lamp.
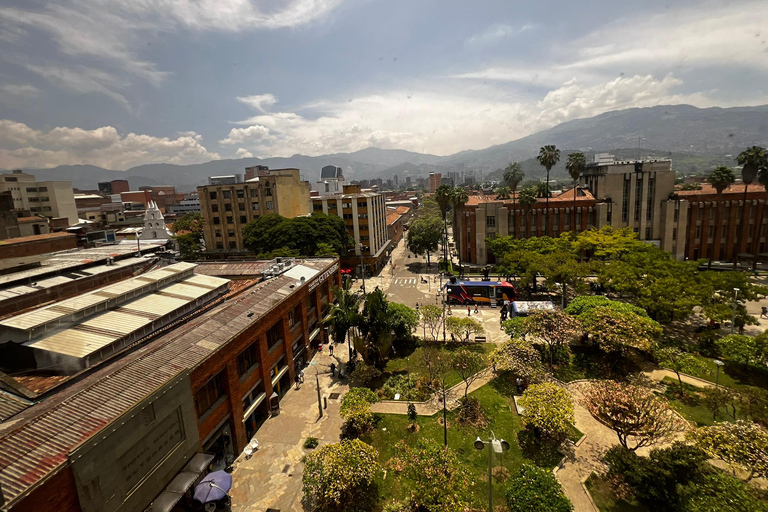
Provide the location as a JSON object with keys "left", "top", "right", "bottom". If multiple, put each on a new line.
{"left": 474, "top": 432, "right": 510, "bottom": 512}
{"left": 359, "top": 243, "right": 366, "bottom": 294}
{"left": 713, "top": 359, "right": 725, "bottom": 388}
{"left": 731, "top": 287, "right": 740, "bottom": 334}
{"left": 310, "top": 361, "right": 323, "bottom": 419}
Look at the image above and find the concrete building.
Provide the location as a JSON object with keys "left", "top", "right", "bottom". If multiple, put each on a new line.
{"left": 313, "top": 165, "right": 347, "bottom": 196}
{"left": 0, "top": 258, "right": 340, "bottom": 512}
{"left": 168, "top": 193, "right": 201, "bottom": 215}
{"left": 0, "top": 191, "right": 49, "bottom": 239}
{"left": 98, "top": 179, "right": 130, "bottom": 195}
{"left": 455, "top": 157, "right": 678, "bottom": 265}
{"left": 198, "top": 168, "right": 311, "bottom": 255}
{"left": 311, "top": 184, "right": 390, "bottom": 274}
{"left": 428, "top": 172, "right": 442, "bottom": 193}
{"left": 0, "top": 170, "right": 78, "bottom": 225}
{"left": 209, "top": 175, "right": 243, "bottom": 185}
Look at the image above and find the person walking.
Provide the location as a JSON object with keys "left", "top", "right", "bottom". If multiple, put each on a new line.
{"left": 330, "top": 362, "right": 336, "bottom": 376}
{"left": 474, "top": 304, "right": 479, "bottom": 314}
{"left": 329, "top": 344, "right": 334, "bottom": 356}
{"left": 762, "top": 306, "right": 768, "bottom": 319}
{"left": 467, "top": 305, "right": 471, "bottom": 316}
{"left": 295, "top": 373, "right": 301, "bottom": 390}
{"left": 299, "top": 368, "right": 305, "bottom": 384}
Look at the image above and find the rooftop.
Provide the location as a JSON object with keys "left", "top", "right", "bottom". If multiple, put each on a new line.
{"left": 677, "top": 183, "right": 768, "bottom": 197}
{"left": 386, "top": 211, "right": 403, "bottom": 225}
{"left": 0, "top": 258, "right": 336, "bottom": 508}
{"left": 463, "top": 187, "right": 595, "bottom": 206}
{"left": 0, "top": 232, "right": 74, "bottom": 246}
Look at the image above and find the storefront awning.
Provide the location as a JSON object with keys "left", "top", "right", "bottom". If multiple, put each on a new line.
{"left": 242, "top": 392, "right": 266, "bottom": 422}
{"left": 271, "top": 365, "right": 289, "bottom": 387}
{"left": 149, "top": 453, "right": 214, "bottom": 512}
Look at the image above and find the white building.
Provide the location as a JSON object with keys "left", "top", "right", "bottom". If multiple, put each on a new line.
{"left": 139, "top": 201, "right": 171, "bottom": 240}
{"left": 313, "top": 165, "right": 347, "bottom": 196}
{"left": 0, "top": 170, "right": 78, "bottom": 225}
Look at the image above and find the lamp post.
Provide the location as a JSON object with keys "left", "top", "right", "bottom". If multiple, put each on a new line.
{"left": 311, "top": 361, "right": 323, "bottom": 419}
{"left": 474, "top": 432, "right": 510, "bottom": 512}
{"left": 731, "top": 287, "right": 740, "bottom": 334}
{"left": 714, "top": 359, "right": 724, "bottom": 388}
{"left": 359, "top": 243, "right": 366, "bottom": 294}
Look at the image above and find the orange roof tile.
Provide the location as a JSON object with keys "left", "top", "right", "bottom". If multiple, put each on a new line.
{"left": 386, "top": 212, "right": 403, "bottom": 225}
{"left": 395, "top": 206, "right": 411, "bottom": 214}
{"left": 0, "top": 232, "right": 75, "bottom": 245}
{"left": 677, "top": 183, "right": 768, "bottom": 196}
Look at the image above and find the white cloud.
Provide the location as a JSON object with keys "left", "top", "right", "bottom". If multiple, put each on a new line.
{"left": 235, "top": 148, "right": 253, "bottom": 158}
{"left": 465, "top": 23, "right": 535, "bottom": 47}
{"left": 236, "top": 94, "right": 278, "bottom": 113}
{"left": 0, "top": 83, "right": 40, "bottom": 98}
{"left": 0, "top": 121, "right": 220, "bottom": 169}
{"left": 221, "top": 73, "right": 729, "bottom": 157}
{"left": 23, "top": 64, "right": 131, "bottom": 109}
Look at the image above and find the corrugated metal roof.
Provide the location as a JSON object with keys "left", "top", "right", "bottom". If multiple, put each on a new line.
{"left": 0, "top": 392, "right": 32, "bottom": 422}
{"left": 80, "top": 311, "right": 152, "bottom": 335}
{"left": 193, "top": 262, "right": 270, "bottom": 277}
{"left": 0, "top": 259, "right": 336, "bottom": 508}
{"left": 28, "top": 330, "right": 116, "bottom": 358}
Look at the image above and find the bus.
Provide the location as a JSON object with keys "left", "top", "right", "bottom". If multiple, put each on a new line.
{"left": 445, "top": 280, "right": 517, "bottom": 306}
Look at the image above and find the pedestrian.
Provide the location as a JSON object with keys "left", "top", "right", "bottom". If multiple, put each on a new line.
{"left": 299, "top": 368, "right": 305, "bottom": 384}
{"left": 329, "top": 344, "right": 334, "bottom": 356}
{"left": 330, "top": 362, "right": 336, "bottom": 376}
{"left": 474, "top": 304, "right": 479, "bottom": 314}
{"left": 467, "top": 305, "right": 471, "bottom": 316}
{"left": 762, "top": 306, "right": 768, "bottom": 319}
{"left": 516, "top": 377, "right": 523, "bottom": 394}
{"left": 295, "top": 373, "right": 301, "bottom": 389}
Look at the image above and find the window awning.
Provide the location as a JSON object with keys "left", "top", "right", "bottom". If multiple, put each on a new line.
{"left": 271, "top": 365, "right": 289, "bottom": 387}
{"left": 242, "top": 392, "right": 266, "bottom": 422}
{"left": 149, "top": 452, "right": 214, "bottom": 512}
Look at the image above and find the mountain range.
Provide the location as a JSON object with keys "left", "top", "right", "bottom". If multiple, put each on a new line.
{"left": 10, "top": 104, "right": 768, "bottom": 192}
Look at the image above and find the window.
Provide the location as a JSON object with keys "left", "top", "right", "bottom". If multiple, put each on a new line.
{"left": 251, "top": 201, "right": 260, "bottom": 210}
{"left": 709, "top": 226, "right": 714, "bottom": 238}
{"left": 645, "top": 227, "right": 651, "bottom": 239}
{"left": 288, "top": 304, "right": 302, "bottom": 329}
{"left": 265, "top": 187, "right": 272, "bottom": 196}
{"left": 267, "top": 321, "right": 283, "bottom": 351}
{"left": 210, "top": 191, "right": 217, "bottom": 200}
{"left": 328, "top": 202, "right": 337, "bottom": 209}
{"left": 237, "top": 343, "right": 259, "bottom": 377}
{"left": 194, "top": 372, "right": 226, "bottom": 417}
{"left": 242, "top": 380, "right": 264, "bottom": 411}
{"left": 215, "top": 230, "right": 222, "bottom": 238}
{"left": 240, "top": 215, "right": 247, "bottom": 224}
{"left": 228, "top": 229, "right": 235, "bottom": 237}
{"left": 26, "top": 187, "right": 37, "bottom": 192}
{"left": 226, "top": 216, "right": 233, "bottom": 224}
{"left": 39, "top": 197, "right": 49, "bottom": 202}
{"left": 343, "top": 213, "right": 353, "bottom": 220}
{"left": 357, "top": 202, "right": 366, "bottom": 208}
{"left": 360, "top": 235, "right": 369, "bottom": 241}
{"left": 224, "top": 203, "right": 232, "bottom": 211}
{"left": 28, "top": 197, "right": 39, "bottom": 202}
{"left": 646, "top": 176, "right": 655, "bottom": 221}
{"left": 634, "top": 175, "right": 643, "bottom": 221}
{"left": 696, "top": 226, "right": 701, "bottom": 238}
{"left": 213, "top": 217, "right": 220, "bottom": 225}
{"left": 211, "top": 204, "right": 219, "bottom": 212}
{"left": 238, "top": 202, "right": 245, "bottom": 211}
{"left": 673, "top": 228, "right": 677, "bottom": 240}
{"left": 266, "top": 201, "right": 273, "bottom": 210}
{"left": 486, "top": 216, "right": 496, "bottom": 228}
{"left": 622, "top": 176, "right": 630, "bottom": 222}
{"left": 38, "top": 186, "right": 47, "bottom": 192}
{"left": 223, "top": 190, "right": 231, "bottom": 199}
{"left": 358, "top": 213, "right": 368, "bottom": 219}
{"left": 229, "top": 241, "right": 237, "bottom": 249}
{"left": 216, "top": 242, "right": 224, "bottom": 249}
{"left": 250, "top": 189, "right": 259, "bottom": 198}
{"left": 313, "top": 203, "right": 323, "bottom": 211}
{"left": 236, "top": 189, "right": 244, "bottom": 198}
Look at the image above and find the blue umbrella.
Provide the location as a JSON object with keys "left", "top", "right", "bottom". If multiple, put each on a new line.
{"left": 193, "top": 471, "right": 232, "bottom": 504}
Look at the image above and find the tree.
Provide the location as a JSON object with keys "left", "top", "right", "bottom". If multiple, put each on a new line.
{"left": 351, "top": 363, "right": 382, "bottom": 388}
{"left": 537, "top": 145, "right": 560, "bottom": 236}
{"left": 700, "top": 386, "right": 737, "bottom": 421}
{"left": 358, "top": 290, "right": 399, "bottom": 368}
{"left": 707, "top": 166, "right": 736, "bottom": 267}
{"left": 172, "top": 212, "right": 204, "bottom": 259}
{"left": 715, "top": 334, "right": 765, "bottom": 366}
{"left": 521, "top": 309, "right": 578, "bottom": 368}
{"left": 407, "top": 213, "right": 443, "bottom": 266}
{"left": 445, "top": 316, "right": 484, "bottom": 343}
{"left": 734, "top": 145, "right": 768, "bottom": 268}
{"left": 495, "top": 185, "right": 511, "bottom": 199}
{"left": 565, "top": 152, "right": 586, "bottom": 232}
{"left": 434, "top": 184, "right": 454, "bottom": 265}
{"left": 324, "top": 283, "right": 363, "bottom": 361}
{"left": 518, "top": 186, "right": 538, "bottom": 237}
{"left": 419, "top": 305, "right": 443, "bottom": 341}
{"left": 315, "top": 242, "right": 338, "bottom": 256}
{"left": 451, "top": 349, "right": 484, "bottom": 398}
{"left": 387, "top": 302, "right": 418, "bottom": 342}
{"left": 582, "top": 380, "right": 683, "bottom": 450}
{"left": 302, "top": 439, "right": 380, "bottom": 512}
{"left": 687, "top": 420, "right": 768, "bottom": 480}
{"left": 518, "top": 383, "right": 574, "bottom": 440}
{"left": 506, "top": 463, "right": 573, "bottom": 512}
{"left": 564, "top": 295, "right": 648, "bottom": 318}
{"left": 490, "top": 338, "right": 545, "bottom": 383}
{"left": 387, "top": 439, "right": 473, "bottom": 512}
{"left": 696, "top": 271, "right": 766, "bottom": 328}
{"left": 420, "top": 346, "right": 452, "bottom": 446}
{"left": 175, "top": 233, "right": 203, "bottom": 260}
{"left": 578, "top": 304, "right": 662, "bottom": 355}
{"left": 655, "top": 347, "right": 707, "bottom": 396}
{"left": 340, "top": 388, "right": 378, "bottom": 438}
{"left": 504, "top": 161, "right": 525, "bottom": 236}
{"left": 242, "top": 212, "right": 352, "bottom": 256}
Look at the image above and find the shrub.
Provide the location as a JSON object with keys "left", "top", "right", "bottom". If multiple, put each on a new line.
{"left": 518, "top": 383, "right": 574, "bottom": 440}
{"left": 380, "top": 374, "right": 425, "bottom": 401}
{"left": 505, "top": 463, "right": 572, "bottom": 512}
{"left": 407, "top": 403, "right": 417, "bottom": 422}
{"left": 303, "top": 437, "right": 319, "bottom": 449}
{"left": 455, "top": 396, "right": 486, "bottom": 428}
{"left": 340, "top": 388, "right": 378, "bottom": 439}
{"left": 351, "top": 363, "right": 382, "bottom": 387}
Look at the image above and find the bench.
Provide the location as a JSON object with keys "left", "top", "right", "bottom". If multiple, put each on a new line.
{"left": 474, "top": 336, "right": 487, "bottom": 343}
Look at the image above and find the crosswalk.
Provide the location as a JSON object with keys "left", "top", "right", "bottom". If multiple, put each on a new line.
{"left": 392, "top": 277, "right": 417, "bottom": 286}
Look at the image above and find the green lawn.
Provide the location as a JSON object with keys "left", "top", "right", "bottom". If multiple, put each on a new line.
{"left": 363, "top": 382, "right": 575, "bottom": 507}
{"left": 660, "top": 377, "right": 739, "bottom": 426}
{"left": 585, "top": 474, "right": 648, "bottom": 512}
{"left": 553, "top": 345, "right": 643, "bottom": 382}
{"left": 689, "top": 355, "right": 768, "bottom": 390}
{"left": 384, "top": 343, "right": 495, "bottom": 390}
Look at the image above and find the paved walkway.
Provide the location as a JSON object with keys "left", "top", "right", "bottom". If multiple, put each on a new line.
{"left": 230, "top": 343, "right": 351, "bottom": 512}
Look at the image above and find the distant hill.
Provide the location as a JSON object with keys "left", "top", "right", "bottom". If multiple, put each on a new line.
{"left": 14, "top": 104, "right": 768, "bottom": 190}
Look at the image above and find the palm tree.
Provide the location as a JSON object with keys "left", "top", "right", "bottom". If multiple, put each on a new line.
{"left": 735, "top": 146, "right": 768, "bottom": 268}
{"left": 503, "top": 162, "right": 525, "bottom": 237}
{"left": 518, "top": 186, "right": 538, "bottom": 237}
{"left": 452, "top": 186, "right": 469, "bottom": 275}
{"left": 496, "top": 186, "right": 511, "bottom": 199}
{"left": 707, "top": 166, "right": 736, "bottom": 267}
{"left": 534, "top": 182, "right": 551, "bottom": 199}
{"left": 565, "top": 152, "right": 587, "bottom": 233}
{"left": 323, "top": 282, "right": 363, "bottom": 363}
{"left": 434, "top": 184, "right": 454, "bottom": 269}
{"left": 537, "top": 145, "right": 560, "bottom": 236}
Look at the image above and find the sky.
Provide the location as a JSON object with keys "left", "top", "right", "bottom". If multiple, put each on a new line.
{"left": 0, "top": 0, "right": 767, "bottom": 170}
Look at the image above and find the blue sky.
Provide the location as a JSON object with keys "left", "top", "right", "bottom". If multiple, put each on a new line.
{"left": 0, "top": 0, "right": 767, "bottom": 169}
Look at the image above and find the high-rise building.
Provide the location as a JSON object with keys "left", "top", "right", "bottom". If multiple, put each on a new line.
{"left": 428, "top": 172, "right": 442, "bottom": 193}
{"left": 311, "top": 184, "right": 391, "bottom": 274}
{"left": 0, "top": 170, "right": 77, "bottom": 225}
{"left": 313, "top": 165, "right": 347, "bottom": 195}
{"left": 198, "top": 168, "right": 311, "bottom": 254}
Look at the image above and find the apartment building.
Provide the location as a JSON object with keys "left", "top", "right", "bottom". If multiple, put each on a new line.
{"left": 311, "top": 184, "right": 390, "bottom": 274}
{"left": 0, "top": 170, "right": 78, "bottom": 225}
{"left": 428, "top": 172, "right": 442, "bottom": 193}
{"left": 198, "top": 167, "right": 311, "bottom": 254}
{"left": 455, "top": 158, "right": 679, "bottom": 265}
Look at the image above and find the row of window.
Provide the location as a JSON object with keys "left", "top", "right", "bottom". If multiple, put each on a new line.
{"left": 209, "top": 188, "right": 272, "bottom": 201}
{"left": 25, "top": 186, "right": 48, "bottom": 192}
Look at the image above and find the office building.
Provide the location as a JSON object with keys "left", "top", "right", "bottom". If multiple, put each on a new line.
{"left": 428, "top": 172, "right": 442, "bottom": 193}
{"left": 313, "top": 165, "right": 347, "bottom": 196}
{"left": 311, "top": 184, "right": 390, "bottom": 274}
{"left": 168, "top": 193, "right": 201, "bottom": 215}
{"left": 198, "top": 168, "right": 311, "bottom": 254}
{"left": 0, "top": 257, "right": 339, "bottom": 512}
{"left": 0, "top": 170, "right": 78, "bottom": 225}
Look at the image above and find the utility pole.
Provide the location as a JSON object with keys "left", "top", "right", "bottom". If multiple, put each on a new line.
{"left": 359, "top": 243, "right": 366, "bottom": 294}
{"left": 731, "top": 287, "right": 740, "bottom": 333}
{"left": 311, "top": 362, "right": 323, "bottom": 419}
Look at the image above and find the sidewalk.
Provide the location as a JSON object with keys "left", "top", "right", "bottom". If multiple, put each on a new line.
{"left": 229, "top": 343, "right": 351, "bottom": 512}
